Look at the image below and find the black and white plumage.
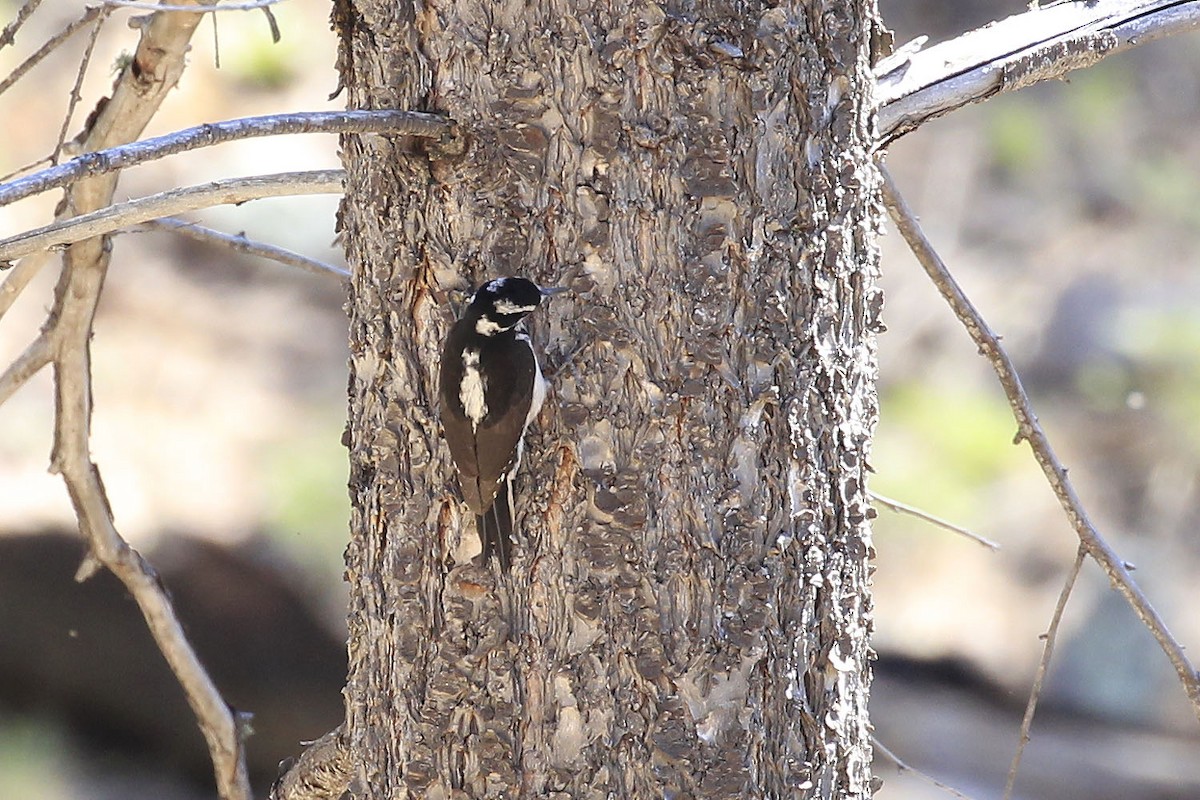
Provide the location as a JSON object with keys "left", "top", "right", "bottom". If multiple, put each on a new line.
{"left": 438, "top": 277, "right": 565, "bottom": 570}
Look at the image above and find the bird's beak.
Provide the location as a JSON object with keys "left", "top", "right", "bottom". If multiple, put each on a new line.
{"left": 540, "top": 286, "right": 569, "bottom": 297}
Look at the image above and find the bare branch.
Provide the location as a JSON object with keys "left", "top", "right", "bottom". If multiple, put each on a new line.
{"left": 876, "top": 0, "right": 1200, "bottom": 142}
{"left": 872, "top": 736, "right": 980, "bottom": 800}
{"left": 136, "top": 217, "right": 350, "bottom": 283}
{"left": 0, "top": 6, "right": 106, "bottom": 98}
{"left": 51, "top": 7, "right": 113, "bottom": 165}
{"left": 269, "top": 726, "right": 352, "bottom": 800}
{"left": 0, "top": 0, "right": 43, "bottom": 51}
{"left": 0, "top": 333, "right": 53, "bottom": 407}
{"left": 870, "top": 490, "right": 1000, "bottom": 550}
{"left": 0, "top": 110, "right": 453, "bottom": 208}
{"left": 1003, "top": 546, "right": 1086, "bottom": 800}
{"left": 0, "top": 250, "right": 54, "bottom": 322}
{"left": 0, "top": 170, "right": 344, "bottom": 262}
{"left": 105, "top": 0, "right": 289, "bottom": 11}
{"left": 880, "top": 165, "right": 1200, "bottom": 725}
{"left": 50, "top": 261, "right": 254, "bottom": 800}
{"left": 261, "top": 4, "right": 281, "bottom": 42}
{"left": 0, "top": 155, "right": 51, "bottom": 184}
{"left": 34, "top": 1, "right": 253, "bottom": 796}
{"left": 50, "top": 364, "right": 252, "bottom": 798}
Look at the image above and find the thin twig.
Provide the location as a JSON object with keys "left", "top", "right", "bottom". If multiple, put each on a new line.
{"left": 0, "top": 154, "right": 51, "bottom": 184}
{"left": 0, "top": 155, "right": 51, "bottom": 183}
{"left": 52, "top": 6, "right": 113, "bottom": 165}
{"left": 269, "top": 726, "right": 352, "bottom": 800}
{"left": 0, "top": 110, "right": 453, "bottom": 207}
{"left": 0, "top": 6, "right": 106, "bottom": 98}
{"left": 261, "top": 4, "right": 281, "bottom": 42}
{"left": 35, "top": 1, "right": 252, "bottom": 797}
{"left": 876, "top": 0, "right": 1200, "bottom": 141}
{"left": 1003, "top": 546, "right": 1086, "bottom": 800}
{"left": 870, "top": 490, "right": 1000, "bottom": 550}
{"left": 211, "top": 5, "right": 221, "bottom": 68}
{"left": 136, "top": 217, "right": 349, "bottom": 283}
{"left": 872, "top": 736, "right": 979, "bottom": 800}
{"left": 880, "top": 165, "right": 1200, "bottom": 725}
{"left": 0, "top": 170, "right": 344, "bottom": 262}
{"left": 0, "top": 250, "right": 54, "bottom": 322}
{"left": 51, "top": 328, "right": 251, "bottom": 797}
{"left": 0, "top": 333, "right": 53, "bottom": 407}
{"left": 0, "top": 0, "right": 43, "bottom": 51}
{"left": 105, "top": 0, "right": 289, "bottom": 11}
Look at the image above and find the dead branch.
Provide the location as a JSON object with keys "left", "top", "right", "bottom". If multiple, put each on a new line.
{"left": 0, "top": 5, "right": 106, "bottom": 97}
{"left": 1003, "top": 546, "right": 1086, "bottom": 800}
{"left": 105, "top": 0, "right": 289, "bottom": 11}
{"left": 0, "top": 333, "right": 53, "bottom": 407}
{"left": 137, "top": 216, "right": 350, "bottom": 282}
{"left": 0, "top": 250, "right": 52, "bottom": 321}
{"left": 873, "top": 736, "right": 980, "bottom": 800}
{"left": 0, "top": 170, "right": 345, "bottom": 262}
{"left": 0, "top": 154, "right": 51, "bottom": 183}
{"left": 52, "top": 6, "right": 112, "bottom": 164}
{"left": 0, "top": 0, "right": 44, "bottom": 51}
{"left": 870, "top": 490, "right": 1000, "bottom": 550}
{"left": 876, "top": 0, "right": 1200, "bottom": 142}
{"left": 19, "top": 1, "right": 253, "bottom": 797}
{"left": 0, "top": 110, "right": 453, "bottom": 208}
{"left": 269, "top": 726, "right": 352, "bottom": 800}
{"left": 880, "top": 165, "right": 1200, "bottom": 725}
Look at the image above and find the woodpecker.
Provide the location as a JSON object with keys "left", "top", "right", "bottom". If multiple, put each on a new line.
{"left": 438, "top": 276, "right": 566, "bottom": 570}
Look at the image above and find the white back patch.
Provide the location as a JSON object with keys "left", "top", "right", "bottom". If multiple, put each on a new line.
{"left": 460, "top": 348, "right": 487, "bottom": 429}
{"left": 475, "top": 316, "right": 503, "bottom": 335}
{"left": 494, "top": 299, "right": 538, "bottom": 315}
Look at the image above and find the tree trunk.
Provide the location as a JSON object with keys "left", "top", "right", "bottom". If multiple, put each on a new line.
{"left": 334, "top": 0, "right": 883, "bottom": 797}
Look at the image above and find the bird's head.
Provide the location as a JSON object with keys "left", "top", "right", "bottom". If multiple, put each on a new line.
{"left": 469, "top": 277, "right": 566, "bottom": 335}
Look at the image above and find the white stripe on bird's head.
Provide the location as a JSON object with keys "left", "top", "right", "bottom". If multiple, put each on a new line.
{"left": 493, "top": 299, "right": 539, "bottom": 315}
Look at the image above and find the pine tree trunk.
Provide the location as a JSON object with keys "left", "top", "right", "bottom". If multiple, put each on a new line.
{"left": 334, "top": 1, "right": 883, "bottom": 797}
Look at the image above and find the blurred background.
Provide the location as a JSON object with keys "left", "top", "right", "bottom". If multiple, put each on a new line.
{"left": 0, "top": 0, "right": 1198, "bottom": 797}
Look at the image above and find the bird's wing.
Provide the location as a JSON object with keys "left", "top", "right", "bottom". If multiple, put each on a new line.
{"left": 437, "top": 327, "right": 537, "bottom": 514}
{"left": 438, "top": 324, "right": 483, "bottom": 506}
{"left": 470, "top": 336, "right": 536, "bottom": 499}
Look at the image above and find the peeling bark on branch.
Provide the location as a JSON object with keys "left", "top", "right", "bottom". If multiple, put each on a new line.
{"left": 876, "top": 0, "right": 1200, "bottom": 141}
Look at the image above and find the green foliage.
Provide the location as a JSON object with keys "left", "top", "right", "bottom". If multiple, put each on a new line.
{"left": 217, "top": 16, "right": 301, "bottom": 90}
{"left": 1074, "top": 358, "right": 1136, "bottom": 412}
{"left": 0, "top": 717, "right": 72, "bottom": 800}
{"left": 1063, "top": 62, "right": 1132, "bottom": 137}
{"left": 986, "top": 97, "right": 1049, "bottom": 177}
{"left": 872, "top": 380, "right": 1025, "bottom": 523}
{"left": 263, "top": 411, "right": 350, "bottom": 585}
{"left": 111, "top": 51, "right": 134, "bottom": 76}
{"left": 1119, "top": 306, "right": 1200, "bottom": 451}
{"left": 1133, "top": 153, "right": 1200, "bottom": 229}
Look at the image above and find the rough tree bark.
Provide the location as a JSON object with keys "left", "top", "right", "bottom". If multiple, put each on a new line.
{"left": 334, "top": 0, "right": 883, "bottom": 797}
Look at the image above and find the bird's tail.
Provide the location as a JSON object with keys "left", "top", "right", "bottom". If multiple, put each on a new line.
{"left": 476, "top": 477, "right": 514, "bottom": 571}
